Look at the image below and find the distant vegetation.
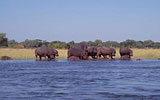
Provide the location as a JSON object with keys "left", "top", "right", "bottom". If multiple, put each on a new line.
{"left": 1, "top": 33, "right": 160, "bottom": 49}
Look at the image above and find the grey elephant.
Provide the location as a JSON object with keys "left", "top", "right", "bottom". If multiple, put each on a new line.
{"left": 68, "top": 47, "right": 88, "bottom": 60}
{"left": 119, "top": 48, "right": 133, "bottom": 59}
{"left": 97, "top": 47, "right": 116, "bottom": 59}
{"left": 87, "top": 46, "right": 97, "bottom": 59}
{"left": 35, "top": 47, "right": 59, "bottom": 61}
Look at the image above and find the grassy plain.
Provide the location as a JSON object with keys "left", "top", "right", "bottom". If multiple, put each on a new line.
{"left": 0, "top": 48, "right": 160, "bottom": 60}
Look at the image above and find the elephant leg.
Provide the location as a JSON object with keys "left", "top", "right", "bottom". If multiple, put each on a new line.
{"left": 97, "top": 53, "right": 100, "bottom": 59}
{"left": 120, "top": 53, "right": 123, "bottom": 57}
{"left": 67, "top": 52, "right": 71, "bottom": 59}
{"left": 129, "top": 55, "right": 131, "bottom": 59}
{"left": 47, "top": 56, "right": 50, "bottom": 61}
{"left": 94, "top": 55, "right": 97, "bottom": 59}
{"left": 39, "top": 56, "right": 42, "bottom": 61}
{"left": 35, "top": 55, "right": 38, "bottom": 61}
{"left": 120, "top": 54, "right": 123, "bottom": 59}
{"left": 120, "top": 54, "right": 122, "bottom": 58}
{"left": 79, "top": 56, "right": 82, "bottom": 59}
{"left": 95, "top": 56, "right": 98, "bottom": 59}
{"left": 110, "top": 55, "right": 113, "bottom": 59}
{"left": 97, "top": 55, "right": 99, "bottom": 59}
{"left": 103, "top": 55, "right": 106, "bottom": 59}
{"left": 44, "top": 56, "right": 47, "bottom": 61}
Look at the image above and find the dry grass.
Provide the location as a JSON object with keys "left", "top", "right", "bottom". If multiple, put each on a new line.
{"left": 56, "top": 49, "right": 67, "bottom": 59}
{"left": 130, "top": 48, "right": 160, "bottom": 59}
{"left": 0, "top": 48, "right": 35, "bottom": 60}
{"left": 0, "top": 48, "right": 160, "bottom": 60}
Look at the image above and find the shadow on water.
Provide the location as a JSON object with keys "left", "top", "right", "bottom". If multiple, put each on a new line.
{"left": 0, "top": 59, "right": 160, "bottom": 100}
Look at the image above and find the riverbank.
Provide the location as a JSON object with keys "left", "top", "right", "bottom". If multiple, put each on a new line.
{"left": 0, "top": 48, "right": 160, "bottom": 60}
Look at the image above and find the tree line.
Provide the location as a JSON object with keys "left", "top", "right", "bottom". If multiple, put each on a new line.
{"left": 0, "top": 33, "right": 160, "bottom": 49}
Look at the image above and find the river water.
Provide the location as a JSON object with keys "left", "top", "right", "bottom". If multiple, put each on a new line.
{"left": 0, "top": 59, "right": 160, "bottom": 100}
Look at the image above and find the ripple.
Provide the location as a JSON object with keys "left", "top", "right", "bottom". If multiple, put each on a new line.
{"left": 0, "top": 59, "right": 160, "bottom": 100}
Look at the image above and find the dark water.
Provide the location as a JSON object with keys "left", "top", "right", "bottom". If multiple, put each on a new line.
{"left": 0, "top": 59, "right": 160, "bottom": 100}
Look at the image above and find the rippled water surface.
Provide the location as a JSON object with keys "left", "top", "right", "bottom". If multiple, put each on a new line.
{"left": 0, "top": 59, "right": 160, "bottom": 100}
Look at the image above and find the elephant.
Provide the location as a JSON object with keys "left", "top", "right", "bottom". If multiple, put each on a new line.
{"left": 72, "top": 45, "right": 88, "bottom": 52}
{"left": 1, "top": 56, "right": 12, "bottom": 60}
{"left": 97, "top": 47, "right": 116, "bottom": 59}
{"left": 119, "top": 48, "right": 133, "bottom": 59}
{"left": 68, "top": 47, "right": 88, "bottom": 60}
{"left": 87, "top": 46, "right": 97, "bottom": 59}
{"left": 68, "top": 56, "right": 80, "bottom": 61}
{"left": 35, "top": 47, "right": 59, "bottom": 61}
{"left": 47, "top": 48, "right": 59, "bottom": 60}
{"left": 120, "top": 55, "right": 131, "bottom": 60}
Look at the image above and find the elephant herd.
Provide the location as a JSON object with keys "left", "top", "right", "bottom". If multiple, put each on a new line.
{"left": 67, "top": 45, "right": 133, "bottom": 61}
{"left": 35, "top": 45, "right": 133, "bottom": 61}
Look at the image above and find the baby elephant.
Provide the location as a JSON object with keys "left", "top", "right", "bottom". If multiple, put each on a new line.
{"left": 68, "top": 56, "right": 80, "bottom": 61}
{"left": 120, "top": 55, "right": 131, "bottom": 60}
{"left": 1, "top": 56, "right": 12, "bottom": 60}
